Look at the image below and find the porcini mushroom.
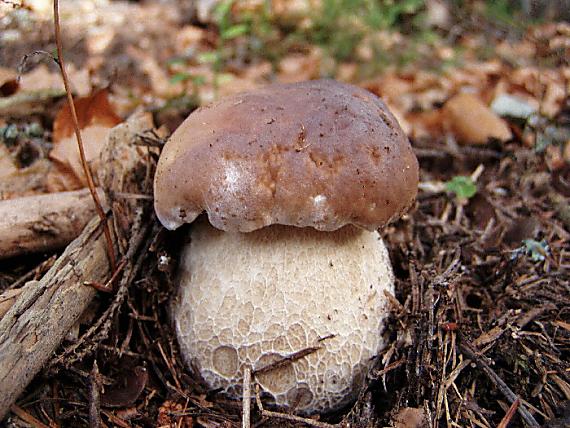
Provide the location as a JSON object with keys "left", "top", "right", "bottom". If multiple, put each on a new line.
{"left": 154, "top": 80, "right": 418, "bottom": 414}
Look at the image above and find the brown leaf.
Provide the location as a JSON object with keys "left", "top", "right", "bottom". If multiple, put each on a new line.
{"left": 52, "top": 89, "right": 121, "bottom": 142}
{"left": 47, "top": 90, "right": 122, "bottom": 192}
{"left": 407, "top": 109, "right": 444, "bottom": 140}
{"left": 277, "top": 49, "right": 322, "bottom": 83}
{"left": 0, "top": 145, "right": 17, "bottom": 179}
{"left": 101, "top": 366, "right": 148, "bottom": 408}
{"left": 19, "top": 64, "right": 90, "bottom": 97}
{"left": 443, "top": 92, "right": 512, "bottom": 145}
{"left": 157, "top": 400, "right": 194, "bottom": 428}
{"left": 127, "top": 46, "right": 184, "bottom": 98}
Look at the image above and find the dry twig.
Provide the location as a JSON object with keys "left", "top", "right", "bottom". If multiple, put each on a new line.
{"left": 253, "top": 384, "right": 336, "bottom": 428}
{"left": 498, "top": 399, "right": 520, "bottom": 428}
{"left": 9, "top": 405, "right": 50, "bottom": 428}
{"left": 459, "top": 338, "right": 540, "bottom": 427}
{"left": 242, "top": 366, "right": 251, "bottom": 428}
{"left": 89, "top": 360, "right": 102, "bottom": 428}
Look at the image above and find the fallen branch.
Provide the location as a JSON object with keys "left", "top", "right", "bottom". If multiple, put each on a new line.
{"left": 0, "top": 188, "right": 106, "bottom": 260}
{"left": 0, "top": 216, "right": 110, "bottom": 420}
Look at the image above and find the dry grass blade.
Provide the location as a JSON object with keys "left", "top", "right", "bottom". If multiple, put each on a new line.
{"left": 252, "top": 345, "right": 322, "bottom": 376}
{"left": 53, "top": 0, "right": 116, "bottom": 271}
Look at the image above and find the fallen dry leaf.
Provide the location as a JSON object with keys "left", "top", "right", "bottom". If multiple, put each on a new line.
{"left": 19, "top": 64, "right": 91, "bottom": 97}
{"left": 0, "top": 144, "right": 52, "bottom": 199}
{"left": 175, "top": 25, "right": 207, "bottom": 55}
{"left": 363, "top": 73, "right": 414, "bottom": 112}
{"left": 407, "top": 109, "right": 444, "bottom": 141}
{"left": 0, "top": 67, "right": 16, "bottom": 86}
{"left": 277, "top": 48, "right": 322, "bottom": 83}
{"left": 0, "top": 159, "right": 51, "bottom": 199}
{"left": 443, "top": 92, "right": 512, "bottom": 145}
{"left": 47, "top": 89, "right": 122, "bottom": 192}
{"left": 52, "top": 89, "right": 121, "bottom": 141}
{"left": 101, "top": 366, "right": 148, "bottom": 408}
{"left": 157, "top": 400, "right": 194, "bottom": 428}
{"left": 127, "top": 46, "right": 184, "bottom": 99}
{"left": 392, "top": 407, "right": 428, "bottom": 428}
{"left": 0, "top": 144, "right": 17, "bottom": 179}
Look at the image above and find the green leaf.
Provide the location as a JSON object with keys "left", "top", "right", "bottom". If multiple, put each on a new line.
{"left": 169, "top": 72, "right": 191, "bottom": 84}
{"left": 213, "top": 0, "right": 234, "bottom": 26}
{"left": 191, "top": 75, "right": 206, "bottom": 86}
{"left": 197, "top": 52, "right": 221, "bottom": 64}
{"left": 445, "top": 176, "right": 477, "bottom": 199}
{"left": 166, "top": 57, "right": 187, "bottom": 66}
{"left": 215, "top": 73, "right": 234, "bottom": 85}
{"left": 221, "top": 24, "right": 249, "bottom": 40}
{"left": 522, "top": 239, "right": 549, "bottom": 262}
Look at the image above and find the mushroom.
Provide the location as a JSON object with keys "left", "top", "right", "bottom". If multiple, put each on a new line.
{"left": 154, "top": 80, "right": 418, "bottom": 414}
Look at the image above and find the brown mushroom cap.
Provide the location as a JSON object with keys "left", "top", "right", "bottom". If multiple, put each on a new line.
{"left": 154, "top": 79, "right": 418, "bottom": 232}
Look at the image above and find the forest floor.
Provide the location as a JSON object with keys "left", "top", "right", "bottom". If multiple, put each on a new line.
{"left": 0, "top": 1, "right": 569, "bottom": 427}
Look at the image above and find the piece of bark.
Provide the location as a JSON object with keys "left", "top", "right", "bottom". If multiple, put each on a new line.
{"left": 0, "top": 288, "right": 24, "bottom": 319}
{"left": 0, "top": 188, "right": 107, "bottom": 260}
{"left": 0, "top": 217, "right": 110, "bottom": 420}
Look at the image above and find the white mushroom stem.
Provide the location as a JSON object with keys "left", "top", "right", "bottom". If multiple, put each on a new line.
{"left": 173, "top": 219, "right": 394, "bottom": 415}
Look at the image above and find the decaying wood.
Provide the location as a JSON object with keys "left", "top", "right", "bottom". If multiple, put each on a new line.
{"left": 0, "top": 188, "right": 107, "bottom": 260}
{"left": 0, "top": 288, "right": 24, "bottom": 319}
{"left": 0, "top": 112, "right": 155, "bottom": 421}
{"left": 0, "top": 216, "right": 111, "bottom": 420}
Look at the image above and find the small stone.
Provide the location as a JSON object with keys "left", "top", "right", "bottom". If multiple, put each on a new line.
{"left": 491, "top": 93, "right": 537, "bottom": 119}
